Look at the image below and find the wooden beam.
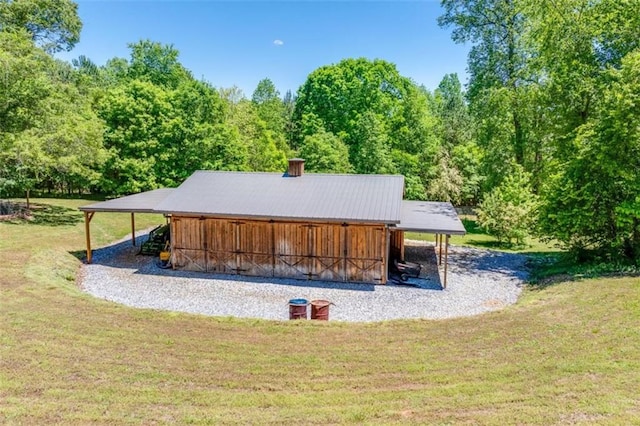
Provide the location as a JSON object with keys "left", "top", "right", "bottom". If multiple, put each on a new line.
{"left": 84, "top": 211, "right": 95, "bottom": 264}
{"left": 438, "top": 233, "right": 443, "bottom": 266}
{"left": 131, "top": 212, "right": 136, "bottom": 246}
{"left": 443, "top": 234, "right": 450, "bottom": 289}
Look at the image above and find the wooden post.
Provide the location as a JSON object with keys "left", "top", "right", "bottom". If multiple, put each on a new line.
{"left": 131, "top": 212, "right": 136, "bottom": 246}
{"left": 443, "top": 234, "right": 450, "bottom": 289}
{"left": 84, "top": 211, "right": 95, "bottom": 263}
{"left": 438, "top": 234, "right": 443, "bottom": 265}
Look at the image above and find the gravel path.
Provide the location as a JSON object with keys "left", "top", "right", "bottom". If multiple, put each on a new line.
{"left": 79, "top": 232, "right": 529, "bottom": 322}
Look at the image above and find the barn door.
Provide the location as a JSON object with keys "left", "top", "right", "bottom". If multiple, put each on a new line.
{"left": 171, "top": 217, "right": 207, "bottom": 272}
{"left": 235, "top": 221, "right": 273, "bottom": 277}
{"left": 273, "top": 223, "right": 311, "bottom": 279}
{"left": 309, "top": 224, "right": 345, "bottom": 281}
{"left": 344, "top": 225, "right": 385, "bottom": 283}
{"left": 205, "top": 219, "right": 236, "bottom": 274}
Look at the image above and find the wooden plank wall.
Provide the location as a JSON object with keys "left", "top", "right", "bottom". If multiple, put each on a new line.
{"left": 171, "top": 216, "right": 388, "bottom": 284}
{"left": 389, "top": 230, "right": 405, "bottom": 262}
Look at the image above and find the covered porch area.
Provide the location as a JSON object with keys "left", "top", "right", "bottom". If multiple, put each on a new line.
{"left": 78, "top": 189, "right": 174, "bottom": 263}
{"left": 390, "top": 201, "right": 466, "bottom": 288}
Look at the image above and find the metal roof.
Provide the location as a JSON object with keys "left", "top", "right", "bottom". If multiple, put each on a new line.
{"left": 79, "top": 188, "right": 175, "bottom": 213}
{"left": 396, "top": 201, "right": 467, "bottom": 235}
{"left": 153, "top": 171, "right": 405, "bottom": 223}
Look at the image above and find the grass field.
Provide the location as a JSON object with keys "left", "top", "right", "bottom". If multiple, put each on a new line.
{"left": 1, "top": 198, "right": 639, "bottom": 424}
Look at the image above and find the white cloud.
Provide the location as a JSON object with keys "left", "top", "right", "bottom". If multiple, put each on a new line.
{"left": 273, "top": 39, "right": 284, "bottom": 46}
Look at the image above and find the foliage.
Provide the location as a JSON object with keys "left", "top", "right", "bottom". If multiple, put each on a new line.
{"left": 298, "top": 130, "right": 352, "bottom": 174}
{"left": 0, "top": 31, "right": 105, "bottom": 203}
{"left": 538, "top": 50, "right": 640, "bottom": 261}
{"left": 432, "top": 74, "right": 480, "bottom": 203}
{"left": 1, "top": 0, "right": 639, "bottom": 270}
{"left": 439, "top": 0, "right": 545, "bottom": 193}
{"left": 292, "top": 58, "right": 441, "bottom": 196}
{"left": 0, "top": 0, "right": 82, "bottom": 52}
{"left": 478, "top": 165, "right": 538, "bottom": 246}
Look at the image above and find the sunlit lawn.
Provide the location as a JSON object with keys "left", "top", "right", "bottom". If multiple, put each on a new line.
{"left": 1, "top": 198, "right": 639, "bottom": 424}
{"left": 407, "top": 216, "right": 562, "bottom": 253}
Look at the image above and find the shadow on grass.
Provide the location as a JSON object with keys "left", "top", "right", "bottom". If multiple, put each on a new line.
{"left": 525, "top": 250, "right": 640, "bottom": 290}
{"left": 461, "top": 218, "right": 485, "bottom": 235}
{"left": 464, "top": 239, "right": 528, "bottom": 251}
{"left": 1, "top": 202, "right": 83, "bottom": 226}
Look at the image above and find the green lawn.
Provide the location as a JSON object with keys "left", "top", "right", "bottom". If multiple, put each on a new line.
{"left": 1, "top": 198, "right": 639, "bottom": 424}
{"left": 407, "top": 216, "right": 561, "bottom": 253}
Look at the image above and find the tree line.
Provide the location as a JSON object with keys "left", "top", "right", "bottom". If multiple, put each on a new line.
{"left": 1, "top": 0, "right": 638, "bottom": 263}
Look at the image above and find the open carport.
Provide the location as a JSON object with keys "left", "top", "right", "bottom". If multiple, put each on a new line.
{"left": 391, "top": 201, "right": 467, "bottom": 288}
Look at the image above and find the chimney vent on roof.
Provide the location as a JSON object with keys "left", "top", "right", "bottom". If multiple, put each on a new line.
{"left": 287, "top": 158, "right": 305, "bottom": 177}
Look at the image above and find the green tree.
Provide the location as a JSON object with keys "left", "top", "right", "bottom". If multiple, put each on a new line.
{"left": 0, "top": 31, "right": 105, "bottom": 204}
{"left": 251, "top": 78, "right": 289, "bottom": 154}
{"left": 0, "top": 0, "right": 81, "bottom": 53}
{"left": 292, "top": 58, "right": 440, "bottom": 194}
{"left": 439, "top": 0, "right": 545, "bottom": 191}
{"left": 478, "top": 164, "right": 538, "bottom": 246}
{"left": 433, "top": 73, "right": 481, "bottom": 204}
{"left": 225, "top": 100, "right": 287, "bottom": 172}
{"left": 298, "top": 130, "right": 352, "bottom": 174}
{"left": 539, "top": 51, "right": 640, "bottom": 261}
{"left": 128, "top": 39, "right": 191, "bottom": 89}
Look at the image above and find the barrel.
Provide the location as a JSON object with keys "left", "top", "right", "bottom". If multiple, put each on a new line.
{"left": 288, "top": 298, "right": 308, "bottom": 320}
{"left": 310, "top": 299, "right": 331, "bottom": 321}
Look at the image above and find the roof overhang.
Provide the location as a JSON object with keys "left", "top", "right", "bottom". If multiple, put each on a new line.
{"left": 395, "top": 201, "right": 466, "bottom": 235}
{"left": 78, "top": 188, "right": 175, "bottom": 213}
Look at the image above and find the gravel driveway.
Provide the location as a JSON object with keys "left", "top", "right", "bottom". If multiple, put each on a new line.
{"left": 79, "top": 233, "right": 529, "bottom": 322}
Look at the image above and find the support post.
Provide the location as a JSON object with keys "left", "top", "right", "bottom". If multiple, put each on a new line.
{"left": 443, "top": 234, "right": 450, "bottom": 289}
{"left": 84, "top": 211, "right": 95, "bottom": 264}
{"left": 131, "top": 212, "right": 136, "bottom": 246}
{"left": 438, "top": 233, "right": 443, "bottom": 265}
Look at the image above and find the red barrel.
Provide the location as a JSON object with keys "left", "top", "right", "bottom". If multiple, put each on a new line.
{"left": 310, "top": 299, "right": 331, "bottom": 320}
{"left": 288, "top": 298, "right": 308, "bottom": 320}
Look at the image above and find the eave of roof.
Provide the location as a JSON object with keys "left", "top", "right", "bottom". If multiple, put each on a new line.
{"left": 395, "top": 201, "right": 466, "bottom": 235}
{"left": 78, "top": 188, "right": 175, "bottom": 213}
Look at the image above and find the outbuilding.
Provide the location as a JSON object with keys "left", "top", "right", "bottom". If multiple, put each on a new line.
{"left": 80, "top": 159, "right": 466, "bottom": 285}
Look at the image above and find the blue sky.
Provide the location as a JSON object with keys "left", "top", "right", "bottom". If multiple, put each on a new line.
{"left": 58, "top": 1, "right": 470, "bottom": 97}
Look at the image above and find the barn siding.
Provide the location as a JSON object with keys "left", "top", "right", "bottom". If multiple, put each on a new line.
{"left": 170, "top": 216, "right": 388, "bottom": 284}
{"left": 390, "top": 230, "right": 405, "bottom": 262}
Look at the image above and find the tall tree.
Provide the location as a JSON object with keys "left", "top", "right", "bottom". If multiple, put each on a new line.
{"left": 432, "top": 73, "right": 481, "bottom": 204}
{"left": 538, "top": 50, "right": 640, "bottom": 261}
{"left": 292, "top": 58, "right": 439, "bottom": 195}
{"left": 128, "top": 39, "right": 191, "bottom": 89}
{"left": 298, "top": 129, "right": 352, "bottom": 174}
{"left": 0, "top": 0, "right": 81, "bottom": 53}
{"left": 0, "top": 31, "right": 105, "bottom": 203}
{"left": 225, "top": 99, "right": 287, "bottom": 172}
{"left": 251, "top": 78, "right": 289, "bottom": 154}
{"left": 439, "top": 0, "right": 543, "bottom": 190}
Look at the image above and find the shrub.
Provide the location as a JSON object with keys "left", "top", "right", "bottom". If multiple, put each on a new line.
{"left": 477, "top": 165, "right": 538, "bottom": 246}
